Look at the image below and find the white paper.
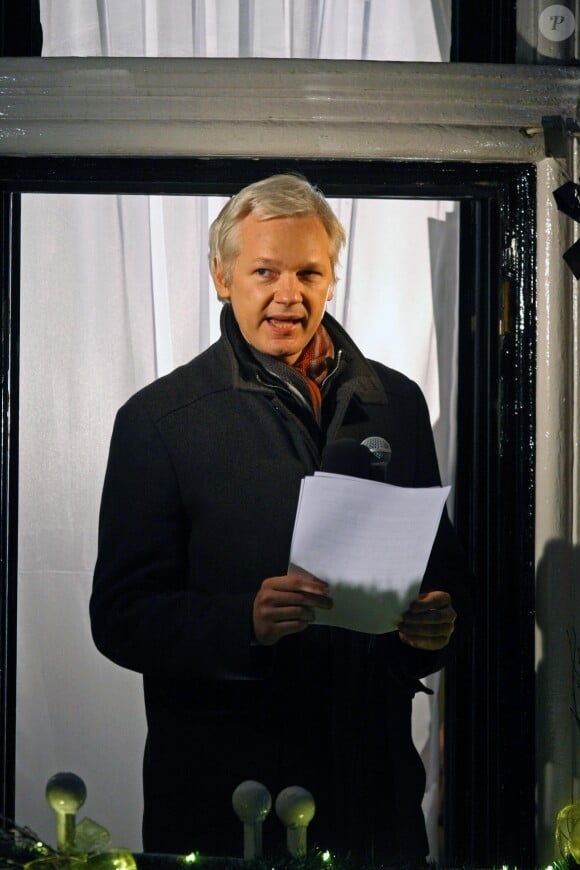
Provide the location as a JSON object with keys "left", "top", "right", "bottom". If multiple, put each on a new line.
{"left": 288, "top": 472, "right": 450, "bottom": 634}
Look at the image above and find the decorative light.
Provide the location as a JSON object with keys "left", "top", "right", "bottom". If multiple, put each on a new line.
{"left": 555, "top": 800, "right": 580, "bottom": 861}
{"left": 45, "top": 772, "right": 87, "bottom": 853}
{"left": 275, "top": 786, "right": 316, "bottom": 858}
{"left": 232, "top": 780, "right": 272, "bottom": 860}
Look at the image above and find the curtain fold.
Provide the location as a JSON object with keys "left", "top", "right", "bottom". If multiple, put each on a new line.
{"left": 18, "top": 0, "right": 457, "bottom": 855}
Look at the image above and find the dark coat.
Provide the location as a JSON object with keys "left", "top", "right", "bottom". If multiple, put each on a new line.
{"left": 90, "top": 306, "right": 472, "bottom": 862}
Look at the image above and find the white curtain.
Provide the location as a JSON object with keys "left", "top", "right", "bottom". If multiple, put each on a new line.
{"left": 16, "top": 0, "right": 458, "bottom": 856}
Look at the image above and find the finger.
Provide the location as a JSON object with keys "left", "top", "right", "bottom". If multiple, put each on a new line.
{"left": 303, "top": 592, "right": 334, "bottom": 610}
{"left": 281, "top": 589, "right": 333, "bottom": 609}
{"left": 290, "top": 575, "right": 331, "bottom": 597}
{"left": 410, "top": 591, "right": 452, "bottom": 611}
{"left": 399, "top": 620, "right": 455, "bottom": 645}
{"left": 253, "top": 604, "right": 315, "bottom": 646}
{"left": 260, "top": 587, "right": 333, "bottom": 612}
{"left": 399, "top": 610, "right": 456, "bottom": 629}
{"left": 269, "top": 605, "right": 315, "bottom": 624}
{"left": 263, "top": 574, "right": 331, "bottom": 598}
{"left": 398, "top": 631, "right": 453, "bottom": 651}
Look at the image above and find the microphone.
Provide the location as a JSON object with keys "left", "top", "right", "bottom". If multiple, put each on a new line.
{"left": 320, "top": 436, "right": 392, "bottom": 483}
{"left": 360, "top": 436, "right": 392, "bottom": 483}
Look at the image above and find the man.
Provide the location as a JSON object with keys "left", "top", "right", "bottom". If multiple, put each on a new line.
{"left": 91, "top": 174, "right": 471, "bottom": 863}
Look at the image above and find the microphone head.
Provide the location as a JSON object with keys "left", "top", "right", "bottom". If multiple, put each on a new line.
{"left": 361, "top": 436, "right": 392, "bottom": 466}
{"left": 360, "top": 436, "right": 392, "bottom": 482}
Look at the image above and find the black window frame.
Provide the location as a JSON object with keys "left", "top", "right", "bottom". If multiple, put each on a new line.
{"left": 0, "top": 156, "right": 536, "bottom": 868}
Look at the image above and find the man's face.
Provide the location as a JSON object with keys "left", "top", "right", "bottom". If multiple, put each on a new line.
{"left": 214, "top": 212, "right": 335, "bottom": 365}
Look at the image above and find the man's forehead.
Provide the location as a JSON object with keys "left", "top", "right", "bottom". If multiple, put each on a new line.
{"left": 238, "top": 212, "right": 331, "bottom": 246}
{"left": 242, "top": 210, "right": 325, "bottom": 227}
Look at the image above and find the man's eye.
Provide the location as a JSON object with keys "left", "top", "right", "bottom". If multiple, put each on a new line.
{"left": 255, "top": 268, "right": 271, "bottom": 277}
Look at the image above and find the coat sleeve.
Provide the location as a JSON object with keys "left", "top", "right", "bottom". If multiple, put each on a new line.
{"left": 90, "top": 395, "right": 270, "bottom": 681}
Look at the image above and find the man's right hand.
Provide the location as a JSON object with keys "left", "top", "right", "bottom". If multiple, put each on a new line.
{"left": 252, "top": 573, "right": 333, "bottom": 646}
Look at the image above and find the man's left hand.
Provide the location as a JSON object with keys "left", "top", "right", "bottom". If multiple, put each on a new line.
{"left": 398, "top": 590, "right": 456, "bottom": 651}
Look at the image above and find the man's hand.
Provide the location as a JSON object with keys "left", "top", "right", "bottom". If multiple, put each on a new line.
{"left": 398, "top": 590, "right": 456, "bottom": 651}
{"left": 252, "top": 573, "right": 333, "bottom": 646}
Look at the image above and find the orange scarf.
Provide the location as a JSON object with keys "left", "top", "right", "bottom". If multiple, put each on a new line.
{"left": 292, "top": 324, "right": 335, "bottom": 422}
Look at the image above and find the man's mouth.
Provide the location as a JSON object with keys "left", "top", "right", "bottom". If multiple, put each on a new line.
{"left": 266, "top": 316, "right": 303, "bottom": 332}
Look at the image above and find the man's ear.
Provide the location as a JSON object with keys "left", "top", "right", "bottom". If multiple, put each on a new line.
{"left": 213, "top": 258, "right": 231, "bottom": 301}
{"left": 327, "top": 284, "right": 335, "bottom": 302}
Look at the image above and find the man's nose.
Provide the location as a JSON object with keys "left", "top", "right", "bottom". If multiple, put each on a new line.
{"left": 273, "top": 274, "right": 301, "bottom": 304}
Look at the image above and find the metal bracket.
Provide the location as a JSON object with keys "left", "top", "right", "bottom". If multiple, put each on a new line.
{"left": 542, "top": 115, "right": 580, "bottom": 160}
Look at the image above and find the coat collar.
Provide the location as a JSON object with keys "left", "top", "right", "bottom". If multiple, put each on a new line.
{"left": 218, "top": 302, "right": 388, "bottom": 407}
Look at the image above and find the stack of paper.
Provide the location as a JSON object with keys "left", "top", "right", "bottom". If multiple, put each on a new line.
{"left": 288, "top": 472, "right": 450, "bottom": 634}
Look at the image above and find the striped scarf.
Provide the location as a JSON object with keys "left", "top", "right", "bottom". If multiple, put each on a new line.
{"left": 292, "top": 324, "right": 335, "bottom": 422}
